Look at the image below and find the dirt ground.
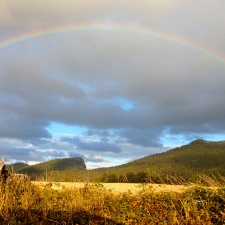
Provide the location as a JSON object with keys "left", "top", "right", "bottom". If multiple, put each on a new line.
{"left": 32, "top": 182, "right": 194, "bottom": 194}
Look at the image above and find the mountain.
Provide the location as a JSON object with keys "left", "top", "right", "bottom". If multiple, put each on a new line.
{"left": 7, "top": 140, "right": 225, "bottom": 182}
{"left": 78, "top": 139, "right": 225, "bottom": 182}
{"left": 6, "top": 162, "right": 29, "bottom": 171}
{"left": 123, "top": 139, "right": 225, "bottom": 173}
{"left": 10, "top": 157, "right": 86, "bottom": 175}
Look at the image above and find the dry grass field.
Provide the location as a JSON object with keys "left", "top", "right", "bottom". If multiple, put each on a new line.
{"left": 0, "top": 179, "right": 224, "bottom": 224}
{"left": 32, "top": 181, "right": 195, "bottom": 193}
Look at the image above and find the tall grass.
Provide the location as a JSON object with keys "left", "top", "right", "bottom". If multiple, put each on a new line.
{"left": 0, "top": 174, "right": 225, "bottom": 224}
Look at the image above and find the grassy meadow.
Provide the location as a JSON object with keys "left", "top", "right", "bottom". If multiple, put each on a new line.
{"left": 1, "top": 175, "right": 225, "bottom": 224}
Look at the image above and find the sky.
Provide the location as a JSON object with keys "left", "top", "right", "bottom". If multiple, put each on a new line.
{"left": 0, "top": 0, "right": 225, "bottom": 169}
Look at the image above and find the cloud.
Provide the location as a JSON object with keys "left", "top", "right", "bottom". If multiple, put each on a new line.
{"left": 118, "top": 129, "right": 163, "bottom": 148}
{"left": 83, "top": 155, "right": 104, "bottom": 163}
{"left": 61, "top": 136, "right": 122, "bottom": 153}
{"left": 0, "top": 144, "right": 44, "bottom": 162}
{"left": 0, "top": 0, "right": 181, "bottom": 28}
{"left": 0, "top": 0, "right": 225, "bottom": 167}
{"left": 0, "top": 113, "right": 51, "bottom": 139}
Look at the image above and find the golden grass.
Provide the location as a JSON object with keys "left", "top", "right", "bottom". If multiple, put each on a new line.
{"left": 32, "top": 181, "right": 195, "bottom": 193}
{"left": 0, "top": 176, "right": 224, "bottom": 224}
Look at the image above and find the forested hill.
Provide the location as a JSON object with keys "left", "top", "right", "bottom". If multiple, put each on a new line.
{"left": 6, "top": 162, "right": 29, "bottom": 171}
{"left": 127, "top": 139, "right": 225, "bottom": 172}
{"left": 83, "top": 139, "right": 225, "bottom": 182}
{"left": 8, "top": 157, "right": 86, "bottom": 175}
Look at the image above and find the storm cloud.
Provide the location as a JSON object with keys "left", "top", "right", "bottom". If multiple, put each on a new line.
{"left": 0, "top": 0, "right": 225, "bottom": 168}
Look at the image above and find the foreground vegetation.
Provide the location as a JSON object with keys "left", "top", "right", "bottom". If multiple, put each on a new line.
{"left": 1, "top": 176, "right": 225, "bottom": 224}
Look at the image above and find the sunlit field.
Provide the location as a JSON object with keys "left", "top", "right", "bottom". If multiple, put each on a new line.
{"left": 32, "top": 181, "right": 192, "bottom": 193}
{"left": 0, "top": 176, "right": 225, "bottom": 224}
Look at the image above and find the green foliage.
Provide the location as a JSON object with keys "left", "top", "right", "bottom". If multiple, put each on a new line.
{"left": 1, "top": 177, "right": 225, "bottom": 224}
{"left": 101, "top": 172, "right": 118, "bottom": 182}
{"left": 117, "top": 171, "right": 149, "bottom": 183}
{"left": 36, "top": 170, "right": 84, "bottom": 182}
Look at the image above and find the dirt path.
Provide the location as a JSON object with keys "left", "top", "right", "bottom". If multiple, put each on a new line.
{"left": 32, "top": 182, "right": 194, "bottom": 194}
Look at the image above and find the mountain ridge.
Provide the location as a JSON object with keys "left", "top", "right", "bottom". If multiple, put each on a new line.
{"left": 82, "top": 139, "right": 225, "bottom": 182}
{"left": 6, "top": 139, "right": 225, "bottom": 182}
{"left": 7, "top": 157, "right": 86, "bottom": 175}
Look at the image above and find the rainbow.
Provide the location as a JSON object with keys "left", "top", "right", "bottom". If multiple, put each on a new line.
{"left": 0, "top": 23, "right": 225, "bottom": 65}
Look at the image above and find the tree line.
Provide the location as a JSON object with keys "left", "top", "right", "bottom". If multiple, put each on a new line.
{"left": 100, "top": 171, "right": 162, "bottom": 183}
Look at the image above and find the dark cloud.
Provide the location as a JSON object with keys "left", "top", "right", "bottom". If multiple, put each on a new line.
{"left": 83, "top": 155, "right": 104, "bottom": 163}
{"left": 67, "top": 151, "right": 85, "bottom": 159}
{"left": 0, "top": 113, "right": 51, "bottom": 139}
{"left": 0, "top": 145, "right": 44, "bottom": 162}
{"left": 84, "top": 129, "right": 112, "bottom": 142}
{"left": 118, "top": 129, "right": 163, "bottom": 148}
{"left": 62, "top": 136, "right": 122, "bottom": 153}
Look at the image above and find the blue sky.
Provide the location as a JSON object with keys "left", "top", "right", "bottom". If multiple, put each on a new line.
{"left": 0, "top": 0, "right": 225, "bottom": 169}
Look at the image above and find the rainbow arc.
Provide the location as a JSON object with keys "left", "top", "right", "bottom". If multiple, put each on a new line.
{"left": 0, "top": 23, "right": 225, "bottom": 65}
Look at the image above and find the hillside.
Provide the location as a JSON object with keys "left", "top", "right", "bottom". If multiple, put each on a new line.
{"left": 8, "top": 139, "right": 225, "bottom": 182}
{"left": 76, "top": 139, "right": 225, "bottom": 182}
{"left": 6, "top": 162, "right": 29, "bottom": 171}
{"left": 8, "top": 157, "right": 86, "bottom": 179}
{"left": 122, "top": 139, "right": 225, "bottom": 173}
